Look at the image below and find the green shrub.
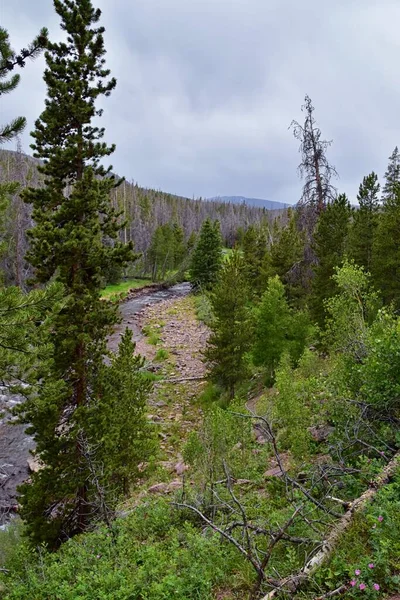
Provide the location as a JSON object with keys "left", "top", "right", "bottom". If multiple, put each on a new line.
{"left": 197, "top": 381, "right": 221, "bottom": 407}
{"left": 0, "top": 500, "right": 245, "bottom": 600}
{"left": 0, "top": 521, "right": 23, "bottom": 569}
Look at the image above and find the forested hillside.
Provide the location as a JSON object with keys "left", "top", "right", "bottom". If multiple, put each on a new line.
{"left": 208, "top": 196, "right": 289, "bottom": 210}
{"left": 0, "top": 148, "right": 280, "bottom": 285}
{"left": 1, "top": 3, "right": 400, "bottom": 600}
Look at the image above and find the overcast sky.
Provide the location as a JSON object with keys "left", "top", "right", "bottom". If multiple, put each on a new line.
{"left": 1, "top": 0, "right": 400, "bottom": 204}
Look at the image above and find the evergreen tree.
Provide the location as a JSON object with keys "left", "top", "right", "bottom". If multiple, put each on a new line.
{"left": 348, "top": 172, "right": 380, "bottom": 272}
{"left": 89, "top": 329, "right": 155, "bottom": 497}
{"left": 189, "top": 218, "right": 222, "bottom": 290}
{"left": 0, "top": 24, "right": 61, "bottom": 382}
{"left": 147, "top": 224, "right": 173, "bottom": 280}
{"left": 235, "top": 225, "right": 245, "bottom": 248}
{"left": 172, "top": 222, "right": 185, "bottom": 267}
{"left": 263, "top": 210, "right": 304, "bottom": 303}
{"left": 372, "top": 186, "right": 400, "bottom": 308}
{"left": 147, "top": 222, "right": 185, "bottom": 280}
{"left": 18, "top": 0, "right": 137, "bottom": 546}
{"left": 252, "top": 276, "right": 312, "bottom": 382}
{"left": 242, "top": 225, "right": 267, "bottom": 297}
{"left": 310, "top": 194, "right": 351, "bottom": 326}
{"left": 186, "top": 230, "right": 197, "bottom": 254}
{"left": 382, "top": 146, "right": 400, "bottom": 203}
{"left": 204, "top": 250, "right": 252, "bottom": 399}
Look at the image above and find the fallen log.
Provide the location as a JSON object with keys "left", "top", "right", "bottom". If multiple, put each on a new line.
{"left": 164, "top": 376, "right": 206, "bottom": 383}
{"left": 314, "top": 584, "right": 349, "bottom": 599}
{"left": 261, "top": 451, "right": 400, "bottom": 599}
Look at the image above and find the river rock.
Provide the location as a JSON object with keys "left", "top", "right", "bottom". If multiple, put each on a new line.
{"left": 27, "top": 457, "right": 42, "bottom": 473}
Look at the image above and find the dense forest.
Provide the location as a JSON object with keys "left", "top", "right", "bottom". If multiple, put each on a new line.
{"left": 0, "top": 2, "right": 400, "bottom": 600}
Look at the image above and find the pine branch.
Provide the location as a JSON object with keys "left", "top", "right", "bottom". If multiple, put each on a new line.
{"left": 0, "top": 117, "right": 26, "bottom": 144}
{"left": 0, "top": 28, "right": 48, "bottom": 76}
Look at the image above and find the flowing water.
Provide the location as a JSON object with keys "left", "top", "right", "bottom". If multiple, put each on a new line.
{"left": 0, "top": 282, "right": 192, "bottom": 526}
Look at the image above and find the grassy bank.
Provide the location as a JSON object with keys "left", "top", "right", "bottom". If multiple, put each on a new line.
{"left": 100, "top": 278, "right": 150, "bottom": 300}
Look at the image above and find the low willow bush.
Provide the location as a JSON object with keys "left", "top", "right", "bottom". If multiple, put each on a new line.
{"left": 0, "top": 499, "right": 246, "bottom": 600}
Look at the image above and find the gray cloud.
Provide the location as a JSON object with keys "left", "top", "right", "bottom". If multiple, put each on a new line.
{"left": 1, "top": 0, "right": 400, "bottom": 203}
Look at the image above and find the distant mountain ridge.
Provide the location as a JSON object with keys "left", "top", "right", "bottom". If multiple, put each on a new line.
{"left": 208, "top": 196, "right": 290, "bottom": 210}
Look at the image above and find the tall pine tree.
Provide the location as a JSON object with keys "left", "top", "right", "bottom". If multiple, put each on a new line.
{"left": 372, "top": 186, "right": 400, "bottom": 309}
{"left": 310, "top": 194, "right": 351, "bottom": 327}
{"left": 189, "top": 218, "right": 222, "bottom": 290}
{"left": 291, "top": 95, "right": 338, "bottom": 221}
{"left": 242, "top": 225, "right": 267, "bottom": 298}
{"left": 348, "top": 172, "right": 380, "bottom": 272}
{"left": 382, "top": 146, "right": 400, "bottom": 203}
{"left": 19, "top": 0, "right": 136, "bottom": 546}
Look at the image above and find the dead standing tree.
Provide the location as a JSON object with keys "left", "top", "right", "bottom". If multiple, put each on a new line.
{"left": 288, "top": 96, "right": 338, "bottom": 294}
{"left": 291, "top": 95, "right": 338, "bottom": 222}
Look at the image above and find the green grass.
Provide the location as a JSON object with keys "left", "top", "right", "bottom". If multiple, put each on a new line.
{"left": 142, "top": 323, "right": 164, "bottom": 346}
{"left": 155, "top": 348, "right": 169, "bottom": 361}
{"left": 101, "top": 278, "right": 149, "bottom": 300}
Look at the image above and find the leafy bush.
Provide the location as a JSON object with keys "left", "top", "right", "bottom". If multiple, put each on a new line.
{"left": 197, "top": 381, "right": 221, "bottom": 407}
{"left": 0, "top": 500, "right": 245, "bottom": 600}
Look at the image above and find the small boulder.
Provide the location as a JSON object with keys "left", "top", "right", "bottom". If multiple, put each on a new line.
{"left": 308, "top": 425, "right": 334, "bottom": 443}
{"left": 175, "top": 461, "right": 188, "bottom": 476}
{"left": 167, "top": 479, "right": 183, "bottom": 491}
{"left": 148, "top": 482, "right": 169, "bottom": 494}
{"left": 264, "top": 466, "right": 284, "bottom": 478}
{"left": 27, "top": 457, "right": 42, "bottom": 473}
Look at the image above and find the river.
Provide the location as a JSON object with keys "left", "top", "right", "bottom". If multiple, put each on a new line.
{"left": 0, "top": 282, "right": 191, "bottom": 526}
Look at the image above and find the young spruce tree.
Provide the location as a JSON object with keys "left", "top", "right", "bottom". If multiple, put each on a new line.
{"left": 189, "top": 218, "right": 222, "bottom": 290}
{"left": 253, "top": 276, "right": 311, "bottom": 383}
{"left": 204, "top": 250, "right": 252, "bottom": 399}
{"left": 19, "top": 0, "right": 138, "bottom": 547}
{"left": 262, "top": 209, "right": 304, "bottom": 304}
